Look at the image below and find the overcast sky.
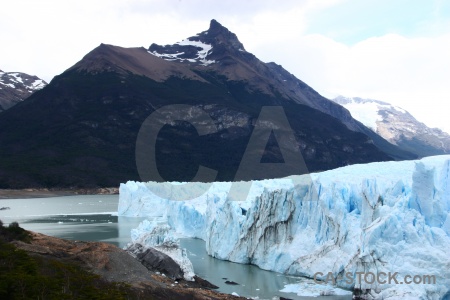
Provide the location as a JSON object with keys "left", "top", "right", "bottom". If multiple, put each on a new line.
{"left": 1, "top": 0, "right": 449, "bottom": 132}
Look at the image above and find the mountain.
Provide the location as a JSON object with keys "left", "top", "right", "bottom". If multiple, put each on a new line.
{"left": 146, "top": 20, "right": 416, "bottom": 161}
{"left": 0, "top": 20, "right": 412, "bottom": 188}
{"left": 333, "top": 96, "right": 450, "bottom": 157}
{"left": 0, "top": 69, "right": 47, "bottom": 112}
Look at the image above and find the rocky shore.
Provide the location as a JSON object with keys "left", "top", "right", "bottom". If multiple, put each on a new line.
{"left": 8, "top": 230, "right": 246, "bottom": 299}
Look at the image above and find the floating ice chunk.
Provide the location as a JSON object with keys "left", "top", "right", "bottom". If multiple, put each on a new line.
{"left": 280, "top": 278, "right": 352, "bottom": 297}
{"left": 131, "top": 219, "right": 195, "bottom": 281}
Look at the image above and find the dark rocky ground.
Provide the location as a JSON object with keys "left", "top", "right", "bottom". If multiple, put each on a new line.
{"left": 10, "top": 231, "right": 246, "bottom": 299}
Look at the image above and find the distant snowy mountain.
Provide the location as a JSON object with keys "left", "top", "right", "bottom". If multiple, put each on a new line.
{"left": 0, "top": 69, "right": 47, "bottom": 112}
{"left": 332, "top": 96, "right": 450, "bottom": 157}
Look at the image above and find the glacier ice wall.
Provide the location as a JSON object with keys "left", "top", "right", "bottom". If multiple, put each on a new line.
{"left": 119, "top": 155, "right": 450, "bottom": 299}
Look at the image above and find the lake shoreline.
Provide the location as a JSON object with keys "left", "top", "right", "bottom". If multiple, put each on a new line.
{"left": 0, "top": 187, "right": 119, "bottom": 199}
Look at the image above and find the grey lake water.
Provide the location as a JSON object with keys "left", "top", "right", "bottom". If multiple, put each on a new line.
{"left": 0, "top": 195, "right": 352, "bottom": 300}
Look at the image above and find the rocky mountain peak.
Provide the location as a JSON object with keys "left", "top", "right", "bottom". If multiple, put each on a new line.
{"left": 209, "top": 19, "right": 224, "bottom": 31}
{"left": 332, "top": 96, "right": 450, "bottom": 156}
{"left": 0, "top": 70, "right": 47, "bottom": 112}
{"left": 148, "top": 19, "right": 246, "bottom": 66}
{"left": 203, "top": 19, "right": 245, "bottom": 51}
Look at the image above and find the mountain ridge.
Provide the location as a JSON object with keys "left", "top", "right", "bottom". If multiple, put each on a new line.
{"left": 149, "top": 20, "right": 361, "bottom": 129}
{"left": 333, "top": 96, "right": 450, "bottom": 157}
{"left": 0, "top": 20, "right": 413, "bottom": 188}
{"left": 0, "top": 69, "right": 47, "bottom": 112}
{"left": 147, "top": 20, "right": 415, "bottom": 161}
{"left": 69, "top": 44, "right": 207, "bottom": 83}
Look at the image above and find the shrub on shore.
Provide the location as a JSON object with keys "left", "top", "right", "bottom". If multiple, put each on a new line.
{"left": 0, "top": 220, "right": 140, "bottom": 299}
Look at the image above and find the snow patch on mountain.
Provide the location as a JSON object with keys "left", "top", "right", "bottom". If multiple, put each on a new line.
{"left": 333, "top": 96, "right": 450, "bottom": 156}
{"left": 343, "top": 101, "right": 383, "bottom": 131}
{"left": 149, "top": 38, "right": 215, "bottom": 66}
{"left": 0, "top": 71, "right": 46, "bottom": 92}
{"left": 177, "top": 40, "right": 212, "bottom": 60}
{"left": 119, "top": 155, "right": 450, "bottom": 299}
{"left": 31, "top": 79, "right": 46, "bottom": 90}
{"left": 0, "top": 70, "right": 47, "bottom": 112}
{"left": 333, "top": 96, "right": 396, "bottom": 131}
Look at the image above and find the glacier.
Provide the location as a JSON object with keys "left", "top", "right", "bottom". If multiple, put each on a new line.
{"left": 119, "top": 155, "right": 450, "bottom": 299}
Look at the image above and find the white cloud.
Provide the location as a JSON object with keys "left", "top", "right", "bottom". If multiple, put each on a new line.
{"left": 0, "top": 0, "right": 341, "bottom": 81}
{"left": 249, "top": 32, "right": 450, "bottom": 132}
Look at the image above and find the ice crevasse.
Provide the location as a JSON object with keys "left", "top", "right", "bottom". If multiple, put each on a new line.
{"left": 119, "top": 155, "right": 450, "bottom": 299}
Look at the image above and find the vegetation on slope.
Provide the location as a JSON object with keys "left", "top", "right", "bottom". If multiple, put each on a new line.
{"left": 0, "top": 221, "right": 141, "bottom": 300}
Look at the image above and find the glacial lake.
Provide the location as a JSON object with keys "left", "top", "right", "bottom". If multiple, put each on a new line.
{"left": 0, "top": 195, "right": 352, "bottom": 300}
